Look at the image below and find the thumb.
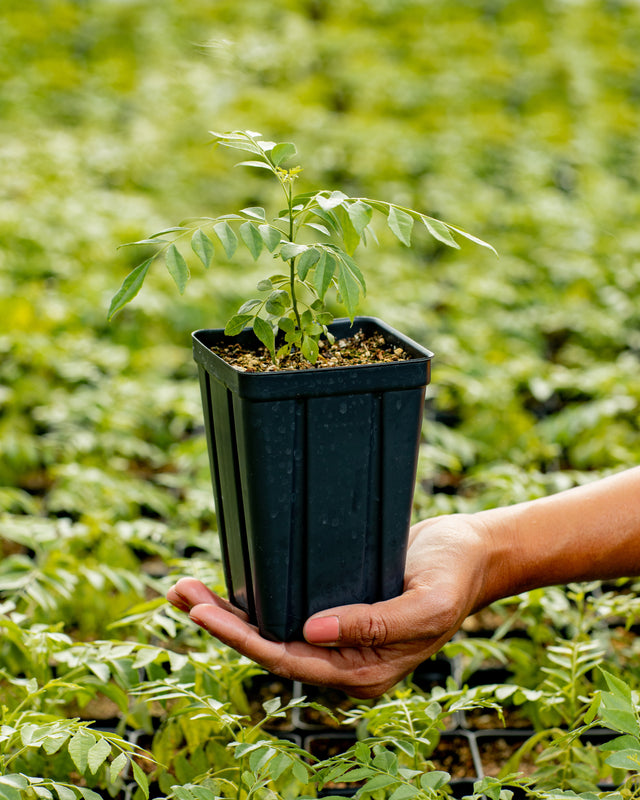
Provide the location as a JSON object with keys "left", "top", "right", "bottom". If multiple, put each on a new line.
{"left": 303, "top": 586, "right": 457, "bottom": 648}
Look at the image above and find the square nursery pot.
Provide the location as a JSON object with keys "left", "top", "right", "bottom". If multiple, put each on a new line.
{"left": 192, "top": 316, "right": 433, "bottom": 641}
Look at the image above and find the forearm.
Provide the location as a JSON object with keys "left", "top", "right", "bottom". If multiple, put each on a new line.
{"left": 476, "top": 466, "right": 640, "bottom": 608}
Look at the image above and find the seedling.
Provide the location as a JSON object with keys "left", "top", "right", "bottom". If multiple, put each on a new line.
{"left": 109, "top": 130, "right": 495, "bottom": 364}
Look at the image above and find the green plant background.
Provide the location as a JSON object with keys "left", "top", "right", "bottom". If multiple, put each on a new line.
{"left": 2, "top": 0, "right": 640, "bottom": 798}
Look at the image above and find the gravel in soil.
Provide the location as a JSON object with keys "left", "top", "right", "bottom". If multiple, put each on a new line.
{"left": 212, "top": 330, "right": 412, "bottom": 372}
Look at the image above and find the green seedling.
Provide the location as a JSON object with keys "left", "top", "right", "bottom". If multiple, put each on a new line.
{"left": 109, "top": 129, "right": 495, "bottom": 364}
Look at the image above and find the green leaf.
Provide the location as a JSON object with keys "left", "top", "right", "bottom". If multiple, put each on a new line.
{"left": 333, "top": 205, "right": 361, "bottom": 255}
{"left": 236, "top": 160, "right": 272, "bottom": 170}
{"left": 43, "top": 733, "right": 71, "bottom": 755}
{"left": 316, "top": 311, "right": 334, "bottom": 325}
{"left": 301, "top": 335, "right": 319, "bottom": 363}
{"left": 210, "top": 131, "right": 263, "bottom": 155}
{"left": 373, "top": 749, "right": 397, "bottom": 773}
{"left": 107, "top": 258, "right": 152, "bottom": 320}
{"left": 387, "top": 206, "right": 414, "bottom": 246}
{"left": 191, "top": 229, "right": 214, "bottom": 268}
{"left": 110, "top": 752, "right": 128, "bottom": 783}
{"left": 447, "top": 223, "right": 498, "bottom": 255}
{"left": 259, "top": 224, "right": 281, "bottom": 252}
{"left": 335, "top": 252, "right": 366, "bottom": 318}
{"left": 249, "top": 746, "right": 275, "bottom": 773}
{"left": 188, "top": 787, "right": 218, "bottom": 800}
{"left": 54, "top": 786, "right": 76, "bottom": 800}
{"left": 253, "top": 317, "right": 275, "bottom": 358}
{"left": 347, "top": 200, "right": 373, "bottom": 234}
{"left": 262, "top": 697, "right": 282, "bottom": 715}
{"left": 605, "top": 749, "right": 640, "bottom": 770}
{"left": 224, "top": 314, "right": 253, "bottom": 336}
{"left": 297, "top": 247, "right": 320, "bottom": 280}
{"left": 214, "top": 221, "right": 238, "bottom": 259}
{"left": 280, "top": 242, "right": 309, "bottom": 261}
{"left": 237, "top": 298, "right": 261, "bottom": 314}
{"left": 148, "top": 226, "right": 189, "bottom": 238}
{"left": 599, "top": 704, "right": 640, "bottom": 737}
{"left": 291, "top": 760, "right": 309, "bottom": 784}
{"left": 601, "top": 669, "right": 634, "bottom": 700}
{"left": 265, "top": 290, "right": 289, "bottom": 315}
{"left": 165, "top": 244, "right": 190, "bottom": 293}
{"left": 86, "top": 660, "right": 110, "bottom": 683}
{"left": 362, "top": 774, "right": 397, "bottom": 792}
{"left": 239, "top": 222, "right": 263, "bottom": 260}
{"left": 341, "top": 767, "right": 376, "bottom": 782}
{"left": 310, "top": 206, "right": 342, "bottom": 236}
{"left": 270, "top": 142, "right": 297, "bottom": 166}
{"left": 77, "top": 788, "right": 102, "bottom": 800}
{"left": 354, "top": 741, "right": 372, "bottom": 763}
{"left": 389, "top": 784, "right": 420, "bottom": 800}
{"left": 131, "top": 760, "right": 150, "bottom": 800}
{"left": 168, "top": 788, "right": 194, "bottom": 800}
{"left": 304, "top": 221, "right": 331, "bottom": 236}
{"left": 269, "top": 752, "right": 292, "bottom": 782}
{"left": 88, "top": 737, "right": 112, "bottom": 774}
{"left": 257, "top": 278, "right": 274, "bottom": 291}
{"left": 242, "top": 770, "right": 256, "bottom": 789}
{"left": 0, "top": 776, "right": 28, "bottom": 790}
{"left": 420, "top": 771, "right": 451, "bottom": 790}
{"left": 241, "top": 206, "right": 266, "bottom": 220}
{"left": 313, "top": 251, "right": 335, "bottom": 299}
{"left": 68, "top": 729, "right": 96, "bottom": 774}
{"left": 316, "top": 190, "right": 349, "bottom": 211}
{"left": 421, "top": 216, "right": 460, "bottom": 248}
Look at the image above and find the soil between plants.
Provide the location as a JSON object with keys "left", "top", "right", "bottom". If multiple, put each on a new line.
{"left": 211, "top": 330, "right": 412, "bottom": 372}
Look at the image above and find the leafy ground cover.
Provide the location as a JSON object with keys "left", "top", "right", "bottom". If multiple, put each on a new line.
{"left": 2, "top": 0, "right": 640, "bottom": 797}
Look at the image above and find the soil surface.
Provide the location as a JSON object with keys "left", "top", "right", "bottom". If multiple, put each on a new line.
{"left": 212, "top": 330, "right": 412, "bottom": 372}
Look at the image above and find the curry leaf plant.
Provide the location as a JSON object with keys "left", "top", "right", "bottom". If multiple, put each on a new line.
{"left": 109, "top": 130, "right": 495, "bottom": 364}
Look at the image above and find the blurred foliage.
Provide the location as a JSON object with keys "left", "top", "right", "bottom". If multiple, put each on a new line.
{"left": 1, "top": 0, "right": 640, "bottom": 794}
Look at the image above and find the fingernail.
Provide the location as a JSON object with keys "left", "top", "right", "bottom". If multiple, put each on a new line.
{"left": 304, "top": 615, "right": 340, "bottom": 644}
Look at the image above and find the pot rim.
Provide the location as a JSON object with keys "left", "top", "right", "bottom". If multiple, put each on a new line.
{"left": 192, "top": 316, "right": 433, "bottom": 400}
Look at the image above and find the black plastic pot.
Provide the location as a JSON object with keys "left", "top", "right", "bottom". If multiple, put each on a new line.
{"left": 192, "top": 316, "right": 433, "bottom": 641}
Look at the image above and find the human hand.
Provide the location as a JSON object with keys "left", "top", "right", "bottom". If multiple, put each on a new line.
{"left": 166, "top": 513, "right": 493, "bottom": 699}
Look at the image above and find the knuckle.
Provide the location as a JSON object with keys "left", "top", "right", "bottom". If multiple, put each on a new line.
{"left": 426, "top": 588, "right": 462, "bottom": 635}
{"left": 351, "top": 613, "right": 389, "bottom": 648}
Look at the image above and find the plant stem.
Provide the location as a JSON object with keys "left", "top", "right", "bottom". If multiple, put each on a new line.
{"left": 286, "top": 179, "right": 302, "bottom": 332}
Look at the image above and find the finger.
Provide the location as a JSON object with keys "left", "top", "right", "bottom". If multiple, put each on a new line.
{"left": 303, "top": 584, "right": 461, "bottom": 648}
{"left": 188, "top": 602, "right": 335, "bottom": 680}
{"left": 188, "top": 601, "right": 441, "bottom": 699}
{"left": 167, "top": 578, "right": 249, "bottom": 621}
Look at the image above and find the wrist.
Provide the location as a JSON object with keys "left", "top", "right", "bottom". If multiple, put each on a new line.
{"left": 470, "top": 507, "right": 525, "bottom": 610}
